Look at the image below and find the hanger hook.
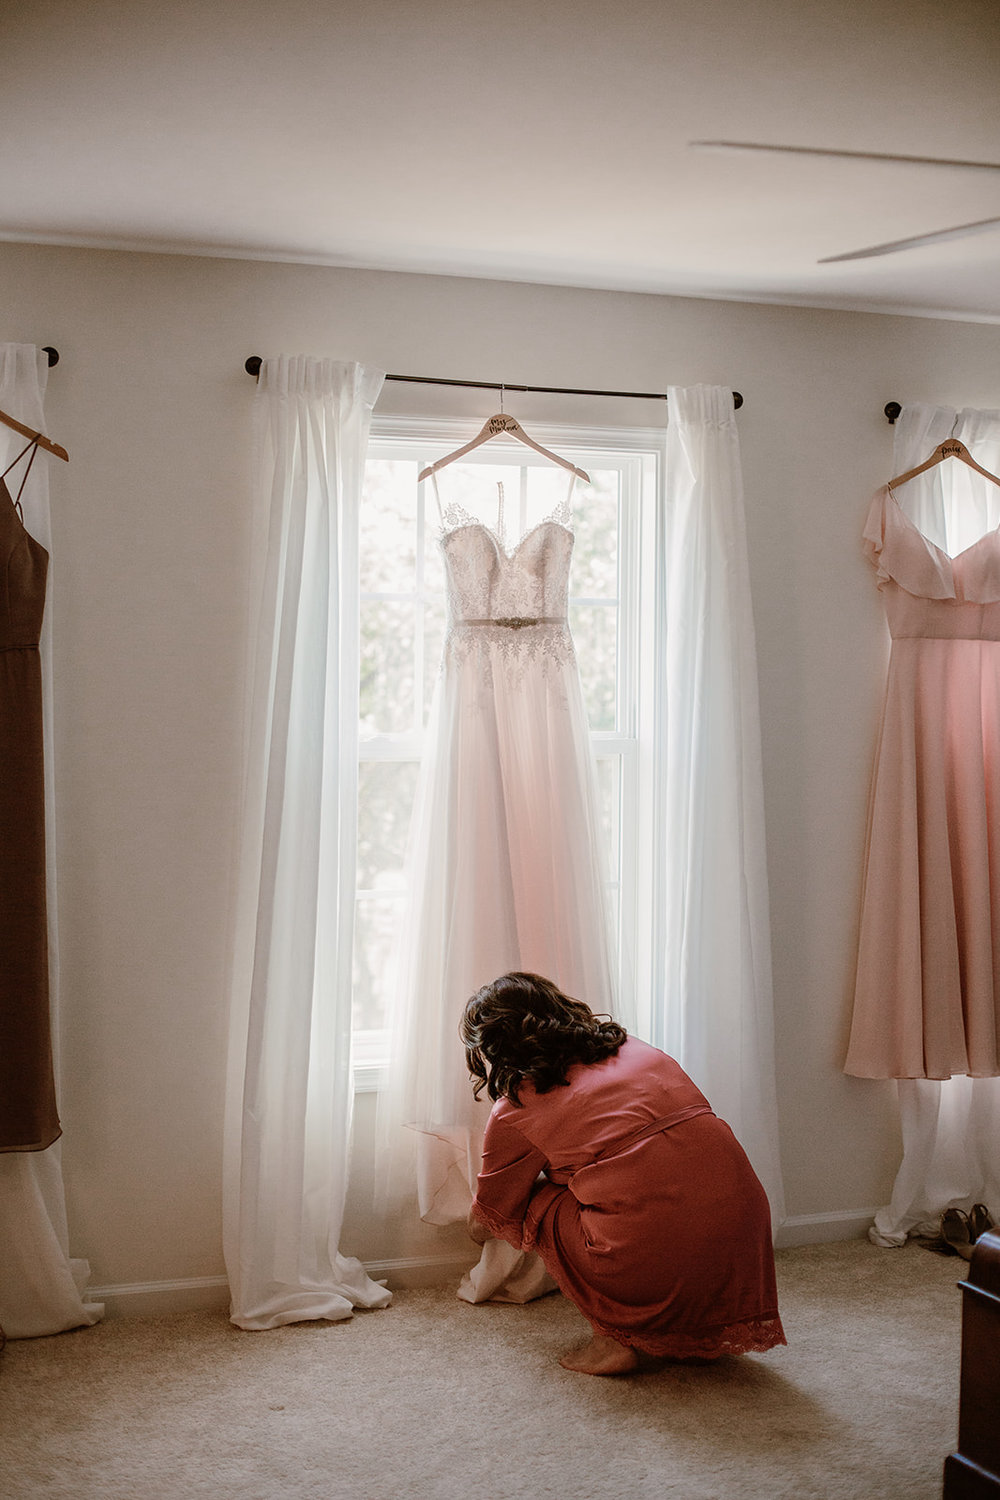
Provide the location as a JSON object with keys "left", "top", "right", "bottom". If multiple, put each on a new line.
{"left": 949, "top": 412, "right": 960, "bottom": 439}
{"left": 499, "top": 382, "right": 505, "bottom": 414}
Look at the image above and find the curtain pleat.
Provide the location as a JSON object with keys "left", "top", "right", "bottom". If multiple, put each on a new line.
{"left": 224, "top": 357, "right": 392, "bottom": 1329}
{"left": 657, "top": 385, "right": 785, "bottom": 1230}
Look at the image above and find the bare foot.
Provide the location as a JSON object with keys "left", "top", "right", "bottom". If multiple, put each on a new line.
{"left": 559, "top": 1334, "right": 640, "bottom": 1376}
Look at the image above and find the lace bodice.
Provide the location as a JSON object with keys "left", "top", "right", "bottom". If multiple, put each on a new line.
{"left": 441, "top": 515, "right": 574, "bottom": 624}
{"left": 432, "top": 480, "right": 577, "bottom": 676}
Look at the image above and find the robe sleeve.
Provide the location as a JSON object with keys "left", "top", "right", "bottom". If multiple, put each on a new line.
{"left": 470, "top": 1108, "right": 548, "bottom": 1250}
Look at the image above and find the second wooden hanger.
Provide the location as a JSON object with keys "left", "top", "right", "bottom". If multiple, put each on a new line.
{"left": 0, "top": 407, "right": 68, "bottom": 463}
{"left": 889, "top": 438, "right": 1000, "bottom": 491}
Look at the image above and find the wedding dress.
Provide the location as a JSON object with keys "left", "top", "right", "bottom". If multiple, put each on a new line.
{"left": 384, "top": 470, "right": 618, "bottom": 1301}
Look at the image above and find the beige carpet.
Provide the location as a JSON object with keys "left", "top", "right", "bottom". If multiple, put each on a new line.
{"left": 0, "top": 1240, "right": 964, "bottom": 1500}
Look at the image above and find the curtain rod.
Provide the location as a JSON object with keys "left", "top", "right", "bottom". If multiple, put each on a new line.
{"left": 242, "top": 358, "right": 743, "bottom": 409}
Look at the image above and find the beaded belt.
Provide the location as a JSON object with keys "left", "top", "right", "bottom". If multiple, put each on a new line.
{"left": 461, "top": 616, "right": 565, "bottom": 630}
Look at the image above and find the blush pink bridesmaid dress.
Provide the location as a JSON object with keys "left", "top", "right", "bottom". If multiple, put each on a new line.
{"left": 846, "top": 484, "right": 1000, "bottom": 1080}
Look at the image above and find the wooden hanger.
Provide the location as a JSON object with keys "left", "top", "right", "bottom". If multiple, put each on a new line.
{"left": 0, "top": 408, "right": 69, "bottom": 463}
{"left": 418, "top": 412, "right": 589, "bottom": 484}
{"left": 888, "top": 438, "right": 1000, "bottom": 491}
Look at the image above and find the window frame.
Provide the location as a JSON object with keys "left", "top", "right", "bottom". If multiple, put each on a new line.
{"left": 354, "top": 417, "right": 664, "bottom": 1087}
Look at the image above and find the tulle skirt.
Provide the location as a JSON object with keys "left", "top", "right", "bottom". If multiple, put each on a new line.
{"left": 381, "top": 622, "right": 618, "bottom": 1247}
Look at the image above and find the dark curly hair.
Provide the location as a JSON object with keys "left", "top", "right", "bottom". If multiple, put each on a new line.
{"left": 460, "top": 972, "right": 627, "bottom": 1106}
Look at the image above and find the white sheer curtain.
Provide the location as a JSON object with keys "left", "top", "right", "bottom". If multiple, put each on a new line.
{"left": 224, "top": 357, "right": 392, "bottom": 1330}
{"left": 657, "top": 385, "right": 785, "bottom": 1230}
{"left": 869, "top": 401, "right": 1000, "bottom": 1246}
{"left": 0, "top": 343, "right": 102, "bottom": 1338}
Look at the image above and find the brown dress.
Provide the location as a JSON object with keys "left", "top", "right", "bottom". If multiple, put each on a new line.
{"left": 0, "top": 471, "right": 59, "bottom": 1151}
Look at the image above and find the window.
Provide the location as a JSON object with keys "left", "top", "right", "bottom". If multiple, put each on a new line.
{"left": 354, "top": 418, "right": 661, "bottom": 1084}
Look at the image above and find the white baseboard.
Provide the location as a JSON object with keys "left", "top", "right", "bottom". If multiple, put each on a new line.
{"left": 88, "top": 1221, "right": 879, "bottom": 1320}
{"left": 87, "top": 1254, "right": 478, "bottom": 1319}
{"left": 86, "top": 1274, "right": 231, "bottom": 1319}
{"left": 775, "top": 1208, "right": 878, "bottom": 1249}
{"left": 365, "top": 1253, "right": 478, "bottom": 1289}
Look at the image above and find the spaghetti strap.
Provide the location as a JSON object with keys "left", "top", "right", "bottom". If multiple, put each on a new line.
{"left": 1, "top": 438, "right": 40, "bottom": 517}
{"left": 2, "top": 438, "right": 36, "bottom": 479}
{"left": 562, "top": 468, "right": 578, "bottom": 520}
{"left": 430, "top": 465, "right": 579, "bottom": 543}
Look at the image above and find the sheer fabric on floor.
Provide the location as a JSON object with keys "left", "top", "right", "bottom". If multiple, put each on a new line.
{"left": 870, "top": 1075, "right": 1000, "bottom": 1245}
{"left": 869, "top": 402, "right": 1000, "bottom": 1245}
{"left": 659, "top": 385, "right": 785, "bottom": 1232}
{"left": 224, "top": 357, "right": 392, "bottom": 1330}
{"left": 0, "top": 342, "right": 102, "bottom": 1338}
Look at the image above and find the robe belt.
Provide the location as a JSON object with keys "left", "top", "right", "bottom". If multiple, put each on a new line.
{"left": 590, "top": 1103, "right": 715, "bottom": 1163}
{"left": 460, "top": 616, "right": 566, "bottom": 629}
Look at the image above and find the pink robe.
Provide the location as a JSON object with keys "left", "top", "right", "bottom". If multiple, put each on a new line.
{"left": 471, "top": 1037, "right": 785, "bottom": 1359}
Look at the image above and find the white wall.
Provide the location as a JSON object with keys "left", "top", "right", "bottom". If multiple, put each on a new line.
{"left": 2, "top": 243, "right": 998, "bottom": 1295}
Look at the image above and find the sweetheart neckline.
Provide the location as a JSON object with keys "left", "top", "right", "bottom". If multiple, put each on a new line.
{"left": 440, "top": 516, "right": 573, "bottom": 561}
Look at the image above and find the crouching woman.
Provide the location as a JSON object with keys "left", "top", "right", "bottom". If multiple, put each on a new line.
{"left": 461, "top": 972, "right": 786, "bottom": 1375}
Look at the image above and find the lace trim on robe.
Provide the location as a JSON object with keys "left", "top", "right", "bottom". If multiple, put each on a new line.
{"left": 589, "top": 1311, "right": 788, "bottom": 1361}
{"left": 471, "top": 1201, "right": 787, "bottom": 1359}
{"left": 470, "top": 1199, "right": 526, "bottom": 1249}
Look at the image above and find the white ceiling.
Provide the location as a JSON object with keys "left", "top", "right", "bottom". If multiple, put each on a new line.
{"left": 2, "top": 0, "right": 1000, "bottom": 321}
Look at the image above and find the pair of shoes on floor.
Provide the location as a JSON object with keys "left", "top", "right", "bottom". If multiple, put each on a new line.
{"left": 940, "top": 1204, "right": 995, "bottom": 1261}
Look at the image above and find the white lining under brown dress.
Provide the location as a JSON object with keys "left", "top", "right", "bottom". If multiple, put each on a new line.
{"left": 0, "top": 441, "right": 59, "bottom": 1152}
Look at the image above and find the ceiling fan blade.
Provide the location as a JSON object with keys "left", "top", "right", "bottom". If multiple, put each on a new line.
{"left": 689, "top": 140, "right": 1000, "bottom": 172}
{"left": 819, "top": 216, "right": 1000, "bottom": 262}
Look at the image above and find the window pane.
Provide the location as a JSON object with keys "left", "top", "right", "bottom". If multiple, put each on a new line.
{"left": 604, "top": 886, "right": 621, "bottom": 979}
{"left": 595, "top": 755, "right": 622, "bottom": 885}
{"left": 570, "top": 603, "right": 617, "bottom": 731}
{"left": 422, "top": 515, "right": 447, "bottom": 595}
{"left": 360, "top": 599, "right": 415, "bottom": 734}
{"left": 353, "top": 897, "right": 404, "bottom": 1031}
{"left": 422, "top": 596, "right": 447, "bottom": 722}
{"left": 357, "top": 429, "right": 647, "bottom": 1053}
{"left": 571, "top": 471, "right": 619, "bottom": 599}
{"left": 429, "top": 461, "right": 519, "bottom": 541}
{"left": 526, "top": 465, "right": 574, "bottom": 527}
{"left": 361, "top": 460, "right": 417, "bottom": 593}
{"left": 357, "top": 760, "right": 419, "bottom": 892}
